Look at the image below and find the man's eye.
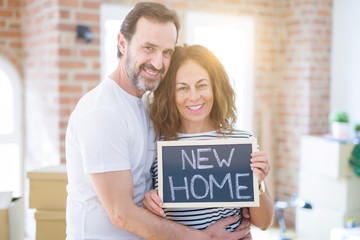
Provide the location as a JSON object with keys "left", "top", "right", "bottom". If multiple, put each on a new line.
{"left": 163, "top": 51, "right": 173, "bottom": 57}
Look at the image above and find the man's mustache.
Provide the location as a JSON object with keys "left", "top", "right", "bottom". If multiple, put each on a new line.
{"left": 140, "top": 63, "right": 165, "bottom": 74}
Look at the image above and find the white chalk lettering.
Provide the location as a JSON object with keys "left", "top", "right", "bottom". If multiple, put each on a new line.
{"left": 181, "top": 149, "right": 196, "bottom": 170}
{"left": 167, "top": 172, "right": 252, "bottom": 201}
{"left": 190, "top": 175, "right": 209, "bottom": 199}
{"left": 213, "top": 148, "right": 235, "bottom": 167}
{"left": 209, "top": 173, "right": 234, "bottom": 199}
{"left": 197, "top": 148, "right": 214, "bottom": 169}
{"left": 235, "top": 173, "right": 251, "bottom": 199}
{"left": 168, "top": 176, "right": 189, "bottom": 201}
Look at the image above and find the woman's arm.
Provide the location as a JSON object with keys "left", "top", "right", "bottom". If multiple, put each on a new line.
{"left": 249, "top": 182, "right": 275, "bottom": 230}
{"left": 249, "top": 151, "right": 275, "bottom": 230}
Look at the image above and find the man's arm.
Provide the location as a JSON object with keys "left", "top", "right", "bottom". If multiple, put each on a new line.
{"left": 90, "top": 170, "right": 250, "bottom": 240}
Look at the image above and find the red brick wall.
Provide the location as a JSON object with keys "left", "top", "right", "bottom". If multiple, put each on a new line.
{"left": 23, "top": 0, "right": 61, "bottom": 169}
{"left": 1, "top": 0, "right": 332, "bottom": 230}
{"left": 57, "top": 0, "right": 102, "bottom": 162}
{"left": 0, "top": 0, "right": 22, "bottom": 73}
{"left": 273, "top": 0, "right": 332, "bottom": 227}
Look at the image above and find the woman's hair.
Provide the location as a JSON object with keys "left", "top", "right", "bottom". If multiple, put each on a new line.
{"left": 117, "top": 2, "right": 180, "bottom": 58}
{"left": 149, "top": 44, "right": 237, "bottom": 140}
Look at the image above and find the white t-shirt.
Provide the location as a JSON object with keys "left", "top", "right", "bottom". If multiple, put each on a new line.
{"left": 65, "top": 77, "right": 156, "bottom": 239}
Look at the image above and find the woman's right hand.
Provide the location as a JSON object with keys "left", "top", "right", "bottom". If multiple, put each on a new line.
{"left": 142, "top": 189, "right": 166, "bottom": 217}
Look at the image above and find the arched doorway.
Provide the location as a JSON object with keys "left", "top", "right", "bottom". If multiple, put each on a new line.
{"left": 0, "top": 56, "right": 23, "bottom": 197}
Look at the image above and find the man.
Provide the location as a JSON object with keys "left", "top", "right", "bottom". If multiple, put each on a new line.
{"left": 65, "top": 2, "right": 251, "bottom": 239}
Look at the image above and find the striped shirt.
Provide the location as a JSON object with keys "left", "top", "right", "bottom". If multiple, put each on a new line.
{"left": 151, "top": 129, "right": 254, "bottom": 231}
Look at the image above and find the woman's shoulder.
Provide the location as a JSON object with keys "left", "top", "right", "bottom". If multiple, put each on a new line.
{"left": 223, "top": 129, "right": 253, "bottom": 139}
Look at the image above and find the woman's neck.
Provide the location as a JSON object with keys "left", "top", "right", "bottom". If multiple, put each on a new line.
{"left": 179, "top": 120, "right": 216, "bottom": 134}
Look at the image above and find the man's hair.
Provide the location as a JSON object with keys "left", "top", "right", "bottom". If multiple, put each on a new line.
{"left": 149, "top": 45, "right": 237, "bottom": 141}
{"left": 117, "top": 2, "right": 180, "bottom": 58}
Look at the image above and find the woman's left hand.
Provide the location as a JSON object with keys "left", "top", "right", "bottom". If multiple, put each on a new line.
{"left": 250, "top": 151, "right": 270, "bottom": 183}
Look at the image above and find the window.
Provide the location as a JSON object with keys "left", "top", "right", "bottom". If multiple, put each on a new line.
{"left": 0, "top": 57, "right": 23, "bottom": 197}
{"left": 100, "top": 4, "right": 132, "bottom": 80}
{"left": 185, "top": 12, "right": 254, "bottom": 132}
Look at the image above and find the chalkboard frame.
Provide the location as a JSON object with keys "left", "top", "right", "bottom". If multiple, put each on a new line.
{"left": 157, "top": 138, "right": 260, "bottom": 208}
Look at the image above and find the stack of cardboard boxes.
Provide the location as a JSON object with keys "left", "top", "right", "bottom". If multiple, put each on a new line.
{"left": 27, "top": 164, "right": 67, "bottom": 240}
{"left": 0, "top": 197, "right": 24, "bottom": 240}
{"left": 297, "top": 136, "right": 360, "bottom": 240}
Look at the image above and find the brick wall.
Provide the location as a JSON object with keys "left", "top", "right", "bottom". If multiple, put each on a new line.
{"left": 273, "top": 0, "right": 332, "bottom": 227}
{"left": 1, "top": 0, "right": 332, "bottom": 230}
{"left": 23, "top": 0, "right": 61, "bottom": 170}
{"left": 0, "top": 0, "right": 22, "bottom": 73}
{"left": 57, "top": 0, "right": 102, "bottom": 162}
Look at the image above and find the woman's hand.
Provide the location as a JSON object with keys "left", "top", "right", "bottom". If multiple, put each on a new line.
{"left": 142, "top": 189, "right": 166, "bottom": 217}
{"left": 250, "top": 151, "right": 270, "bottom": 183}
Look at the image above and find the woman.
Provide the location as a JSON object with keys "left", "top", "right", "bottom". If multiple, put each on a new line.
{"left": 144, "top": 44, "right": 274, "bottom": 232}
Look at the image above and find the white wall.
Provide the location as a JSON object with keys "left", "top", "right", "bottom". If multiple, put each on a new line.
{"left": 331, "top": 0, "right": 360, "bottom": 127}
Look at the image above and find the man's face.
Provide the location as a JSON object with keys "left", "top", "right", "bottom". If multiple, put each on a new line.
{"left": 124, "top": 17, "right": 177, "bottom": 92}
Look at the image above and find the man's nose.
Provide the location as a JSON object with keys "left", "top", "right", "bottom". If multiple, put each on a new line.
{"left": 151, "top": 52, "right": 163, "bottom": 70}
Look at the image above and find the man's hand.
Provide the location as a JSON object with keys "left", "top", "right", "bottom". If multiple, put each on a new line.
{"left": 204, "top": 216, "right": 250, "bottom": 240}
{"left": 236, "top": 208, "right": 252, "bottom": 239}
{"left": 234, "top": 216, "right": 252, "bottom": 240}
{"left": 239, "top": 231, "right": 252, "bottom": 240}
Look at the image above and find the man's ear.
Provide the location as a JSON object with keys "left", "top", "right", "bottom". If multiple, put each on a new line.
{"left": 118, "top": 33, "right": 126, "bottom": 55}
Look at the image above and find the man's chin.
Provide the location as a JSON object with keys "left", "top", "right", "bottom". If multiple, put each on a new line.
{"left": 145, "top": 79, "right": 161, "bottom": 91}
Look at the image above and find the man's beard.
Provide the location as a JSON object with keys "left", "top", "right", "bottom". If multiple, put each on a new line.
{"left": 125, "top": 52, "right": 165, "bottom": 92}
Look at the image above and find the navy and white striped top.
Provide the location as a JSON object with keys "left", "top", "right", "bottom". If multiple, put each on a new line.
{"left": 151, "top": 129, "right": 254, "bottom": 231}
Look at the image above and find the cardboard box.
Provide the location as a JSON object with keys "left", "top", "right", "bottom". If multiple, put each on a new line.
{"left": 0, "top": 205, "right": 9, "bottom": 240}
{"left": 35, "top": 210, "right": 66, "bottom": 240}
{"left": 0, "top": 198, "right": 24, "bottom": 240}
{"left": 27, "top": 164, "right": 67, "bottom": 210}
{"left": 298, "top": 171, "right": 360, "bottom": 212}
{"left": 296, "top": 204, "right": 360, "bottom": 240}
{"left": 300, "top": 135, "right": 355, "bottom": 179}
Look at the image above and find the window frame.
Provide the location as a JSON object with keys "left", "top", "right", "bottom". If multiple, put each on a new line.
{"left": 100, "top": 4, "right": 132, "bottom": 80}
{"left": 0, "top": 56, "right": 23, "bottom": 196}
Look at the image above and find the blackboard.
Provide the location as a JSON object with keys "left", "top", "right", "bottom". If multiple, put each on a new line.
{"left": 157, "top": 138, "right": 259, "bottom": 208}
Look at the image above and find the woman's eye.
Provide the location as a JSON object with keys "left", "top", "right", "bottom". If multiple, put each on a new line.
{"left": 177, "top": 87, "right": 187, "bottom": 92}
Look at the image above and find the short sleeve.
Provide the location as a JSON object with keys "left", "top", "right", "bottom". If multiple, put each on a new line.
{"left": 75, "top": 108, "right": 131, "bottom": 173}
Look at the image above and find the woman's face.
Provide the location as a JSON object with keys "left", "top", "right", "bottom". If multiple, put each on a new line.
{"left": 175, "top": 60, "right": 214, "bottom": 133}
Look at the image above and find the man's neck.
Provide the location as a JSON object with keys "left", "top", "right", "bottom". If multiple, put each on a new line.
{"left": 109, "top": 61, "right": 145, "bottom": 98}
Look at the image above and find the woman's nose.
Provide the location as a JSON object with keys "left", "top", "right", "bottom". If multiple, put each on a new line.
{"left": 189, "top": 88, "right": 200, "bottom": 101}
